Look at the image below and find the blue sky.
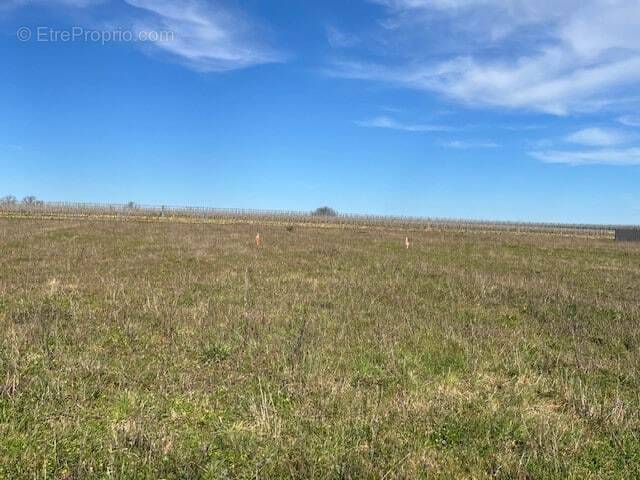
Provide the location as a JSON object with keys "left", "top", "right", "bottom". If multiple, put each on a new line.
{"left": 1, "top": 0, "right": 640, "bottom": 224}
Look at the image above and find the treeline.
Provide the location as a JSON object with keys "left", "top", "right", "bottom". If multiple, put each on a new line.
{"left": 0, "top": 197, "right": 340, "bottom": 217}
{"left": 0, "top": 199, "right": 618, "bottom": 238}
{"left": 0, "top": 195, "right": 44, "bottom": 206}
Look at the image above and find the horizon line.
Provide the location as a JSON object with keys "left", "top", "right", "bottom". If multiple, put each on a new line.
{"left": 1, "top": 199, "right": 638, "bottom": 230}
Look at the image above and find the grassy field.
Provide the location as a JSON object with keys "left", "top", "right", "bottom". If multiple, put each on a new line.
{"left": 0, "top": 217, "right": 639, "bottom": 479}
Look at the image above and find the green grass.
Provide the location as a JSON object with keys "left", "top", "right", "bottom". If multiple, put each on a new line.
{"left": 0, "top": 218, "right": 639, "bottom": 478}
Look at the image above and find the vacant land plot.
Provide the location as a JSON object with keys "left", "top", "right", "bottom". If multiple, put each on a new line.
{"left": 0, "top": 218, "right": 639, "bottom": 479}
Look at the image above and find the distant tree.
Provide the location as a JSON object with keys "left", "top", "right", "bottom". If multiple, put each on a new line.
{"left": 0, "top": 195, "right": 17, "bottom": 205}
{"left": 312, "top": 206, "right": 337, "bottom": 217}
{"left": 22, "top": 196, "right": 44, "bottom": 206}
{"left": 126, "top": 201, "right": 137, "bottom": 209}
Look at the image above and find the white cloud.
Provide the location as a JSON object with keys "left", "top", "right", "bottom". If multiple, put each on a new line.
{"left": 326, "top": 26, "right": 359, "bottom": 48}
{"left": 373, "top": 0, "right": 581, "bottom": 34}
{"left": 530, "top": 148, "right": 640, "bottom": 166}
{"left": 122, "top": 0, "right": 284, "bottom": 72}
{"left": 442, "top": 140, "right": 498, "bottom": 149}
{"left": 618, "top": 115, "right": 640, "bottom": 128}
{"left": 356, "top": 115, "right": 450, "bottom": 132}
{"left": 334, "top": 0, "right": 640, "bottom": 115}
{"left": 566, "top": 128, "right": 633, "bottom": 147}
{"left": 4, "top": 0, "right": 284, "bottom": 72}
{"left": 338, "top": 54, "right": 640, "bottom": 115}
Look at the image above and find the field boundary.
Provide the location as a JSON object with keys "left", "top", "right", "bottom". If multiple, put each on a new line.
{"left": 0, "top": 201, "right": 623, "bottom": 238}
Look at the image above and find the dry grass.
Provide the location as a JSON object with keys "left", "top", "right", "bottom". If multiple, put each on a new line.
{"left": 0, "top": 217, "right": 638, "bottom": 479}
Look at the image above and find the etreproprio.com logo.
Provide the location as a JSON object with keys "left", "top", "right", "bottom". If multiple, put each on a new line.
{"left": 17, "top": 26, "right": 175, "bottom": 44}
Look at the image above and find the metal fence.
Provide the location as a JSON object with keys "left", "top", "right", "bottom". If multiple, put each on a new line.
{"left": 615, "top": 228, "right": 640, "bottom": 242}
{"left": 0, "top": 201, "right": 626, "bottom": 238}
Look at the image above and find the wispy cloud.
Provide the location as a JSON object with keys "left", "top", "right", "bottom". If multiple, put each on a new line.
{"left": 325, "top": 26, "right": 359, "bottom": 49}
{"left": 356, "top": 115, "right": 451, "bottom": 132}
{"left": 356, "top": 116, "right": 500, "bottom": 148}
{"left": 498, "top": 124, "right": 546, "bottom": 132}
{"left": 618, "top": 115, "right": 640, "bottom": 128}
{"left": 5, "top": 0, "right": 284, "bottom": 72}
{"left": 530, "top": 148, "right": 640, "bottom": 166}
{"left": 332, "top": 1, "right": 640, "bottom": 115}
{"left": 441, "top": 140, "right": 498, "bottom": 149}
{"left": 532, "top": 125, "right": 640, "bottom": 165}
{"left": 122, "top": 0, "right": 285, "bottom": 72}
{"left": 565, "top": 128, "right": 633, "bottom": 147}
{"left": 331, "top": 53, "right": 640, "bottom": 116}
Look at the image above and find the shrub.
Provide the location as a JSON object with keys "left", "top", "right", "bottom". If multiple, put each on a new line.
{"left": 312, "top": 206, "right": 337, "bottom": 217}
